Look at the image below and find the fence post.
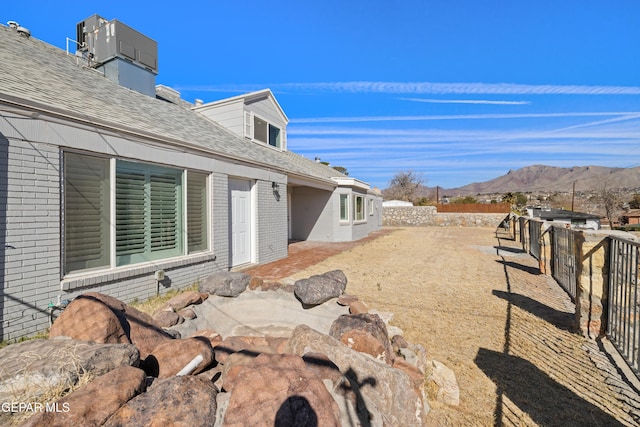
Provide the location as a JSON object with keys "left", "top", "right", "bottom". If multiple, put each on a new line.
{"left": 574, "top": 231, "right": 610, "bottom": 339}
{"left": 539, "top": 223, "right": 551, "bottom": 275}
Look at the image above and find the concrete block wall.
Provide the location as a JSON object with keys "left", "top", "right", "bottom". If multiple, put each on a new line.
{"left": 256, "top": 180, "right": 288, "bottom": 264}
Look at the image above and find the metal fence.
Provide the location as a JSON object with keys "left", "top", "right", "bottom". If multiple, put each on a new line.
{"left": 528, "top": 220, "right": 542, "bottom": 260}
{"left": 551, "top": 226, "right": 576, "bottom": 300}
{"left": 607, "top": 236, "right": 640, "bottom": 373}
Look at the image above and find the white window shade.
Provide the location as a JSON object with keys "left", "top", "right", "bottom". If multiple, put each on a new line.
{"left": 64, "top": 153, "right": 110, "bottom": 274}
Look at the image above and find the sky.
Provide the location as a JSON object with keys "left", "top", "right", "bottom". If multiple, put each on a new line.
{"left": 4, "top": 1, "right": 640, "bottom": 189}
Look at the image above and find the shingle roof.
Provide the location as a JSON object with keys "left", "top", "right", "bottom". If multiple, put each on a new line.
{"left": 0, "top": 25, "right": 345, "bottom": 185}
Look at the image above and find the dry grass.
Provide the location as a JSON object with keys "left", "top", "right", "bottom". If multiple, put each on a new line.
{"left": 1, "top": 344, "right": 97, "bottom": 426}
{"left": 286, "top": 227, "right": 638, "bottom": 426}
{"left": 129, "top": 283, "right": 198, "bottom": 316}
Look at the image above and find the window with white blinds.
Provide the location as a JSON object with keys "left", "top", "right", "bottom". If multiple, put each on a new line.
{"left": 63, "top": 153, "right": 209, "bottom": 274}
{"left": 115, "top": 161, "right": 182, "bottom": 265}
{"left": 187, "top": 171, "right": 208, "bottom": 253}
{"left": 64, "top": 153, "right": 110, "bottom": 274}
{"left": 339, "top": 194, "right": 349, "bottom": 222}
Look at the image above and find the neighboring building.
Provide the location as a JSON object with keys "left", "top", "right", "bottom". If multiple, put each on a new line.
{"left": 382, "top": 200, "right": 414, "bottom": 207}
{"left": 620, "top": 210, "right": 640, "bottom": 226}
{"left": 0, "top": 16, "right": 381, "bottom": 341}
{"left": 526, "top": 207, "right": 601, "bottom": 230}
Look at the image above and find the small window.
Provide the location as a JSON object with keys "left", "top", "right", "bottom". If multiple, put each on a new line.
{"left": 250, "top": 114, "right": 282, "bottom": 149}
{"left": 254, "top": 116, "right": 268, "bottom": 144}
{"left": 268, "top": 124, "right": 281, "bottom": 147}
{"left": 355, "top": 195, "right": 365, "bottom": 222}
{"left": 368, "top": 198, "right": 374, "bottom": 216}
{"left": 339, "top": 194, "right": 349, "bottom": 222}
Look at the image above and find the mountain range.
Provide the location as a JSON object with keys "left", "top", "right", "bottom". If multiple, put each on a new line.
{"left": 443, "top": 165, "right": 640, "bottom": 195}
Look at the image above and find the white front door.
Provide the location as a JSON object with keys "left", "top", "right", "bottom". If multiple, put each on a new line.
{"left": 229, "top": 178, "right": 252, "bottom": 266}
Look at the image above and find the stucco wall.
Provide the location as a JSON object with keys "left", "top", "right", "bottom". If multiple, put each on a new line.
{"left": 383, "top": 206, "right": 507, "bottom": 227}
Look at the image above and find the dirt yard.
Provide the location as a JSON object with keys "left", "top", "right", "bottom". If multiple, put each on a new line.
{"left": 286, "top": 227, "right": 640, "bottom": 426}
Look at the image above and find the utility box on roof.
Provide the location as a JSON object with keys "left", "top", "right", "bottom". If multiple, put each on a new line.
{"left": 76, "top": 14, "right": 158, "bottom": 74}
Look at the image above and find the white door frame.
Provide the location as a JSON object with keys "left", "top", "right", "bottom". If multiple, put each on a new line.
{"left": 228, "top": 178, "right": 253, "bottom": 266}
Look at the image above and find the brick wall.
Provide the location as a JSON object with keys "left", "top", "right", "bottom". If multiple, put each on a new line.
{"left": 2, "top": 140, "right": 61, "bottom": 340}
{"left": 256, "top": 181, "right": 288, "bottom": 264}
{"left": 1, "top": 146, "right": 231, "bottom": 342}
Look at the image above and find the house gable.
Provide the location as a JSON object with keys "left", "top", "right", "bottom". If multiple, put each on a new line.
{"left": 195, "top": 89, "right": 289, "bottom": 151}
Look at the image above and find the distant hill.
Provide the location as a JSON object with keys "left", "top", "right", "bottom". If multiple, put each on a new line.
{"left": 443, "top": 165, "right": 640, "bottom": 195}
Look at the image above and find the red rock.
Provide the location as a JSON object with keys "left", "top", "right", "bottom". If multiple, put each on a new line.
{"left": 83, "top": 292, "right": 174, "bottom": 359}
{"left": 145, "top": 337, "right": 214, "bottom": 378}
{"left": 104, "top": 376, "right": 217, "bottom": 426}
{"left": 49, "top": 295, "right": 130, "bottom": 345}
{"left": 214, "top": 336, "right": 288, "bottom": 364}
{"left": 393, "top": 357, "right": 425, "bottom": 391}
{"left": 340, "top": 329, "right": 390, "bottom": 364}
{"left": 302, "top": 352, "right": 342, "bottom": 384}
{"left": 21, "top": 366, "right": 146, "bottom": 427}
{"left": 329, "top": 313, "right": 394, "bottom": 365}
{"left": 164, "top": 290, "right": 204, "bottom": 311}
{"left": 223, "top": 353, "right": 340, "bottom": 427}
{"left": 348, "top": 300, "right": 369, "bottom": 314}
{"left": 152, "top": 310, "right": 183, "bottom": 328}
{"left": 337, "top": 294, "right": 359, "bottom": 306}
{"left": 178, "top": 307, "right": 196, "bottom": 320}
{"left": 190, "top": 329, "right": 222, "bottom": 348}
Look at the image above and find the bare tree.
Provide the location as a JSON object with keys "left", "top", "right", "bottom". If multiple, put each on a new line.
{"left": 599, "top": 184, "right": 620, "bottom": 228}
{"left": 383, "top": 170, "right": 425, "bottom": 202}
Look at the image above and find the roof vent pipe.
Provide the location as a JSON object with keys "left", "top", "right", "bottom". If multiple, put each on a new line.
{"left": 17, "top": 26, "right": 31, "bottom": 38}
{"left": 7, "top": 21, "right": 30, "bottom": 37}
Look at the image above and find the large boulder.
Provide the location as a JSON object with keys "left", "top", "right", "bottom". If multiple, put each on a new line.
{"left": 329, "top": 313, "right": 394, "bottom": 365}
{"left": 294, "top": 270, "right": 347, "bottom": 306}
{"left": 104, "top": 375, "right": 218, "bottom": 426}
{"left": 50, "top": 293, "right": 174, "bottom": 359}
{"left": 21, "top": 366, "right": 146, "bottom": 427}
{"left": 199, "top": 271, "right": 250, "bottom": 297}
{"left": 0, "top": 338, "right": 139, "bottom": 426}
{"left": 286, "top": 325, "right": 426, "bottom": 426}
{"left": 214, "top": 336, "right": 288, "bottom": 364}
{"left": 144, "top": 337, "right": 214, "bottom": 378}
{"left": 49, "top": 295, "right": 129, "bottom": 345}
{"left": 222, "top": 353, "right": 341, "bottom": 427}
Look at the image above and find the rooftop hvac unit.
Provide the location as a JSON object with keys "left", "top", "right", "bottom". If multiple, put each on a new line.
{"left": 76, "top": 14, "right": 158, "bottom": 74}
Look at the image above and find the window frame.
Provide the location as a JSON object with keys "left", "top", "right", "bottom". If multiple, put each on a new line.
{"left": 63, "top": 151, "right": 211, "bottom": 276}
{"left": 339, "top": 193, "right": 350, "bottom": 223}
{"left": 243, "top": 111, "right": 284, "bottom": 149}
{"left": 354, "top": 194, "right": 365, "bottom": 222}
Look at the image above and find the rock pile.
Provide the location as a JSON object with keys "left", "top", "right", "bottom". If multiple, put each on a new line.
{"left": 0, "top": 270, "right": 459, "bottom": 426}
